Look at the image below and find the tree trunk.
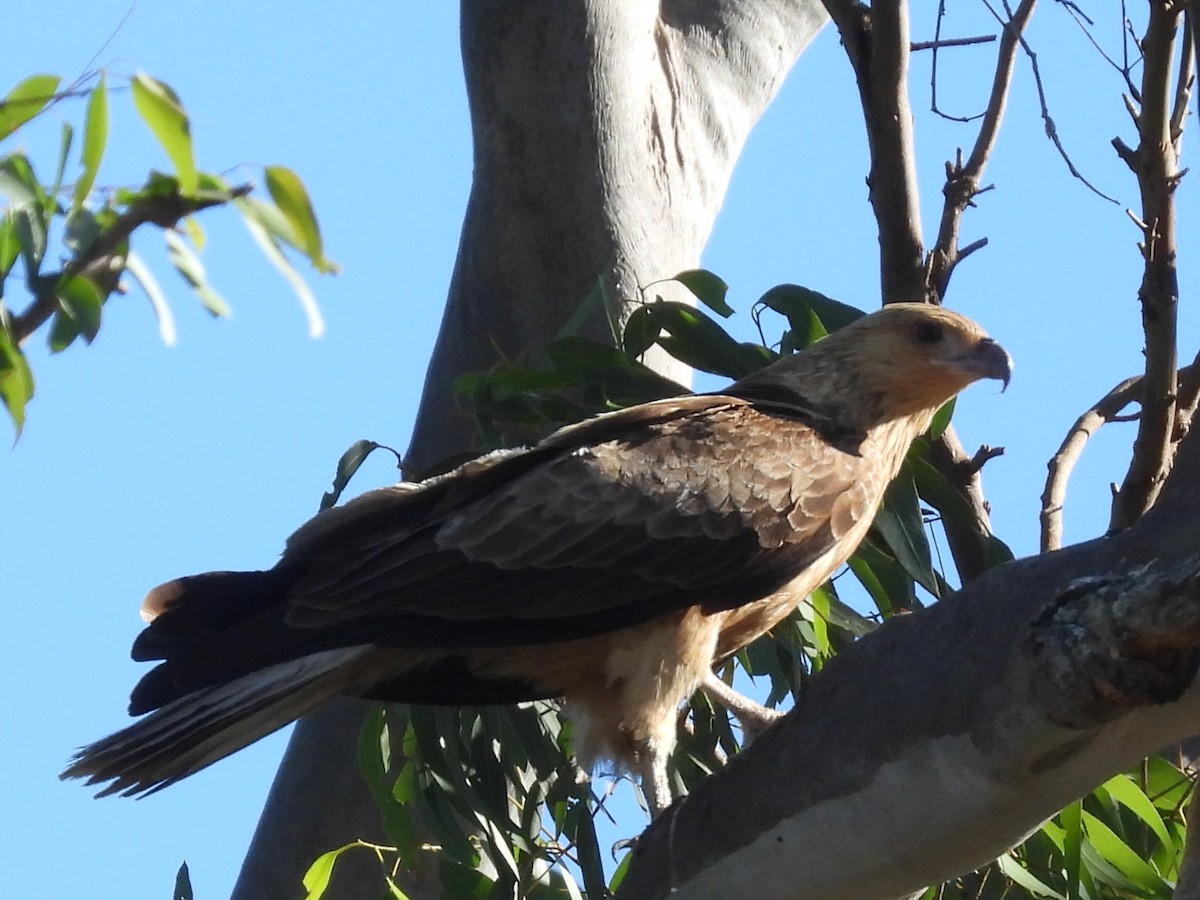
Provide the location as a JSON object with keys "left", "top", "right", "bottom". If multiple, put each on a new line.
{"left": 231, "top": 2, "right": 828, "bottom": 897}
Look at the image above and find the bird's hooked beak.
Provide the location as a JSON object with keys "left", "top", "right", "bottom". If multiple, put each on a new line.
{"left": 953, "top": 337, "right": 1013, "bottom": 392}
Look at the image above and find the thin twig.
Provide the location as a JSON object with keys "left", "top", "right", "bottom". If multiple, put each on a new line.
{"left": 1041, "top": 375, "right": 1143, "bottom": 552}
{"left": 1054, "top": 0, "right": 1127, "bottom": 75}
{"left": 981, "top": 0, "right": 1120, "bottom": 203}
{"left": 913, "top": 35, "right": 996, "bottom": 52}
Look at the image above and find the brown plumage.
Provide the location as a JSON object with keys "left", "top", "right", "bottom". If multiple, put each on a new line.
{"left": 63, "top": 303, "right": 1011, "bottom": 811}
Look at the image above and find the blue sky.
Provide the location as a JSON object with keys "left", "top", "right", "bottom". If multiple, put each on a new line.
{"left": 6, "top": 3, "right": 1197, "bottom": 898}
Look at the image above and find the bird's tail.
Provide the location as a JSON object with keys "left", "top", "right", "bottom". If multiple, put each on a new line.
{"left": 61, "top": 645, "right": 374, "bottom": 797}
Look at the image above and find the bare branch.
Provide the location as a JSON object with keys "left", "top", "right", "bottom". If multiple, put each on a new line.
{"left": 927, "top": 0, "right": 1037, "bottom": 299}
{"left": 1041, "top": 375, "right": 1143, "bottom": 553}
{"left": 821, "top": 0, "right": 928, "bottom": 303}
{"left": 1110, "top": 2, "right": 1185, "bottom": 532}
{"left": 10, "top": 186, "right": 251, "bottom": 346}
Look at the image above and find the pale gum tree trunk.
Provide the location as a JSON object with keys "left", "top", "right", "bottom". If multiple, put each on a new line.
{"left": 231, "top": 3, "right": 828, "bottom": 897}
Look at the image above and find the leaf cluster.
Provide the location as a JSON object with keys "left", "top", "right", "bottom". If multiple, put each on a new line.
{"left": 0, "top": 71, "right": 335, "bottom": 436}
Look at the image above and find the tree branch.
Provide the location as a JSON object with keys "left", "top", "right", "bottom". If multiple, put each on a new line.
{"left": 10, "top": 186, "right": 250, "bottom": 346}
{"left": 821, "top": 0, "right": 928, "bottom": 303}
{"left": 1110, "top": 2, "right": 1185, "bottom": 532}
{"left": 1041, "top": 375, "right": 1143, "bottom": 552}
{"left": 617, "top": 424, "right": 1200, "bottom": 900}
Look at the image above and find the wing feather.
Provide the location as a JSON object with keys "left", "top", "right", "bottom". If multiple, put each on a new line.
{"left": 280, "top": 404, "right": 867, "bottom": 638}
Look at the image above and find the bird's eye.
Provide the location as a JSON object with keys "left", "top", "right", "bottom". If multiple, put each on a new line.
{"left": 915, "top": 322, "right": 944, "bottom": 344}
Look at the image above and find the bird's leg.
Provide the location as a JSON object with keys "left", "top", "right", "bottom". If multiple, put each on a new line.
{"left": 702, "top": 670, "right": 784, "bottom": 745}
{"left": 636, "top": 742, "right": 673, "bottom": 818}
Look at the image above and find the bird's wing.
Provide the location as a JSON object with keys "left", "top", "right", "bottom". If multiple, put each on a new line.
{"left": 281, "top": 397, "right": 876, "bottom": 643}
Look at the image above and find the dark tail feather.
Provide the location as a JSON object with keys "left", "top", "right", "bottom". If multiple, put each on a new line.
{"left": 62, "top": 645, "right": 372, "bottom": 798}
{"left": 133, "top": 569, "right": 288, "bottom": 661}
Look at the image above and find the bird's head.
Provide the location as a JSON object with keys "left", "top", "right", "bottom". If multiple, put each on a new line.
{"left": 732, "top": 302, "right": 1011, "bottom": 430}
{"left": 832, "top": 303, "right": 1011, "bottom": 417}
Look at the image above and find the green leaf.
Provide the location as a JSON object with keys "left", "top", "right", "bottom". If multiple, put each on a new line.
{"left": 929, "top": 397, "right": 955, "bottom": 440}
{"left": 0, "top": 156, "right": 49, "bottom": 283}
{"left": 236, "top": 202, "right": 325, "bottom": 337}
{"left": 0, "top": 74, "right": 62, "bottom": 141}
{"left": 673, "top": 268, "right": 733, "bottom": 317}
{"left": 51, "top": 274, "right": 104, "bottom": 349}
{"left": 848, "top": 540, "right": 914, "bottom": 616}
{"left": 173, "top": 862, "right": 194, "bottom": 900}
{"left": 1102, "top": 773, "right": 1172, "bottom": 850}
{"left": 1082, "top": 810, "right": 1171, "bottom": 892}
{"left": 302, "top": 843, "right": 359, "bottom": 900}
{"left": 164, "top": 230, "right": 231, "bottom": 317}
{"left": 0, "top": 213, "right": 18, "bottom": 283}
{"left": 644, "top": 300, "right": 774, "bottom": 378}
{"left": 131, "top": 73, "right": 197, "bottom": 195}
{"left": 995, "top": 853, "right": 1067, "bottom": 899}
{"left": 12, "top": 206, "right": 47, "bottom": 286}
{"left": 73, "top": 74, "right": 108, "bottom": 211}
{"left": 124, "top": 251, "right": 177, "bottom": 346}
{"left": 264, "top": 165, "right": 337, "bottom": 273}
{"left": 0, "top": 153, "right": 47, "bottom": 208}
{"left": 1062, "top": 799, "right": 1083, "bottom": 900}
{"left": 622, "top": 305, "right": 659, "bottom": 357}
{"left": 52, "top": 122, "right": 73, "bottom": 202}
{"left": 320, "top": 439, "right": 401, "bottom": 510}
{"left": 873, "top": 465, "right": 939, "bottom": 597}
{"left": 1144, "top": 755, "right": 1190, "bottom": 811}
{"left": 757, "top": 284, "right": 865, "bottom": 351}
{"left": 0, "top": 308, "right": 34, "bottom": 436}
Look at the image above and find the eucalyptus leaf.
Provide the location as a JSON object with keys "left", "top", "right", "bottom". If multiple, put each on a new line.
{"left": 131, "top": 73, "right": 197, "bottom": 195}
{"left": 0, "top": 311, "right": 34, "bottom": 435}
{"left": 265, "top": 165, "right": 337, "bottom": 273}
{"left": 54, "top": 273, "right": 104, "bottom": 344}
{"left": 73, "top": 74, "right": 108, "bottom": 211}
{"left": 238, "top": 207, "right": 325, "bottom": 338}
{"left": 164, "top": 230, "right": 231, "bottom": 318}
{"left": 672, "top": 268, "right": 733, "bottom": 317}
{"left": 0, "top": 74, "right": 62, "bottom": 141}
{"left": 873, "top": 465, "right": 939, "bottom": 597}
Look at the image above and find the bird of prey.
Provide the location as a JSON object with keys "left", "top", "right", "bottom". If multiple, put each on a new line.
{"left": 64, "top": 302, "right": 1011, "bottom": 813}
